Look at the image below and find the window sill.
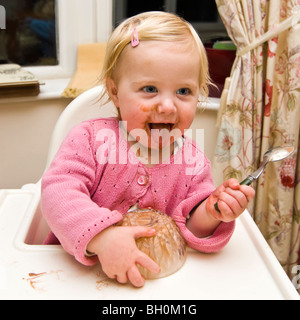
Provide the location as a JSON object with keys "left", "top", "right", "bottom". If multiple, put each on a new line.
{"left": 0, "top": 78, "right": 72, "bottom": 104}
{"left": 0, "top": 78, "right": 221, "bottom": 111}
{"left": 200, "top": 97, "right": 220, "bottom": 111}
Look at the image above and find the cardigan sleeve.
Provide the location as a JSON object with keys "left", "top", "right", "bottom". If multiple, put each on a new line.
{"left": 41, "top": 121, "right": 123, "bottom": 266}
{"left": 173, "top": 200, "right": 235, "bottom": 253}
{"left": 171, "top": 146, "right": 235, "bottom": 253}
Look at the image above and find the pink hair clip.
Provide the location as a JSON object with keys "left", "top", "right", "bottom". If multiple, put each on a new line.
{"left": 131, "top": 28, "right": 139, "bottom": 47}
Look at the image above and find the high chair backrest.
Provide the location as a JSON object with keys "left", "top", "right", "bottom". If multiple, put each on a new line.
{"left": 44, "top": 86, "right": 117, "bottom": 172}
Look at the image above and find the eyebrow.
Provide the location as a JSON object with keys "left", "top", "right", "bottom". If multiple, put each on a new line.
{"left": 131, "top": 80, "right": 198, "bottom": 89}
{"left": 131, "top": 79, "right": 157, "bottom": 85}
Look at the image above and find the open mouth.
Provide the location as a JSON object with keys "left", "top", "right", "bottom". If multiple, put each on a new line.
{"left": 148, "top": 123, "right": 176, "bottom": 147}
{"left": 148, "top": 123, "right": 175, "bottom": 132}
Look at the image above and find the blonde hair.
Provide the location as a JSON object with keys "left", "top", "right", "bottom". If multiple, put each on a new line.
{"left": 99, "top": 11, "right": 211, "bottom": 100}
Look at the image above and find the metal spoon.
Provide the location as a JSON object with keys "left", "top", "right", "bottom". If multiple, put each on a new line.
{"left": 214, "top": 146, "right": 295, "bottom": 212}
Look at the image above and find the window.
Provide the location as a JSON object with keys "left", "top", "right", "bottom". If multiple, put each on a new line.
{"left": 0, "top": 0, "right": 231, "bottom": 91}
{"left": 0, "top": 0, "right": 113, "bottom": 80}
{"left": 113, "top": 0, "right": 228, "bottom": 42}
{"left": 0, "top": 0, "right": 57, "bottom": 66}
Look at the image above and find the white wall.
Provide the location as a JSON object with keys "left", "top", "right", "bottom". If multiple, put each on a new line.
{"left": 190, "top": 108, "right": 218, "bottom": 166}
{"left": 0, "top": 97, "right": 70, "bottom": 189}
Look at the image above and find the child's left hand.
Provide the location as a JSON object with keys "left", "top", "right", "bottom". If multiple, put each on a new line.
{"left": 206, "top": 178, "right": 255, "bottom": 222}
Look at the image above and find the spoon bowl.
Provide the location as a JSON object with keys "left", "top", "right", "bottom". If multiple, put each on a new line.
{"left": 240, "top": 146, "right": 295, "bottom": 185}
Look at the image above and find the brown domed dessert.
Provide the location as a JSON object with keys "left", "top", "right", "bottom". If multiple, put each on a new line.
{"left": 117, "top": 208, "right": 187, "bottom": 279}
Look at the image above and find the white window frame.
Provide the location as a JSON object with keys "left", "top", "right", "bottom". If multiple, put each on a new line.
{"left": 24, "top": 0, "right": 113, "bottom": 80}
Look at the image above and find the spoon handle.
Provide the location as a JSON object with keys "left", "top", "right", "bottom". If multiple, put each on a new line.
{"left": 214, "top": 175, "right": 254, "bottom": 213}
{"left": 240, "top": 176, "right": 254, "bottom": 186}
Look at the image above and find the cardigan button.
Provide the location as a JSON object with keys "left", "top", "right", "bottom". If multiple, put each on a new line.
{"left": 137, "top": 175, "right": 149, "bottom": 186}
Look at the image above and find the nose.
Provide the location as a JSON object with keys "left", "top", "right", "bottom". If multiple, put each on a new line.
{"left": 157, "top": 98, "right": 176, "bottom": 114}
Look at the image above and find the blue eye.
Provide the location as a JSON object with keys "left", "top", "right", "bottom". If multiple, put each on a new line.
{"left": 176, "top": 88, "right": 191, "bottom": 95}
{"left": 142, "top": 86, "right": 157, "bottom": 93}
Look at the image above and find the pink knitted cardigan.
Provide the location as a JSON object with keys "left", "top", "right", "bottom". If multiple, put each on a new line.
{"left": 41, "top": 118, "right": 235, "bottom": 266}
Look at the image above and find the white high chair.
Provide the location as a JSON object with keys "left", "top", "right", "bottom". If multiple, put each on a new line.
{"left": 44, "top": 86, "right": 117, "bottom": 173}
{"left": 0, "top": 86, "right": 299, "bottom": 300}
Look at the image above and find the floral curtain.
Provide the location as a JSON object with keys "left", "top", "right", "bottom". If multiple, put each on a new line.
{"left": 213, "top": 0, "right": 300, "bottom": 291}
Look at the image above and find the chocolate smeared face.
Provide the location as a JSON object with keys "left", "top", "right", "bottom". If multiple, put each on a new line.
{"left": 106, "top": 40, "right": 200, "bottom": 154}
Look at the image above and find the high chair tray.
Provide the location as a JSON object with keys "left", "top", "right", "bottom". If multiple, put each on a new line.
{"left": 0, "top": 186, "right": 298, "bottom": 300}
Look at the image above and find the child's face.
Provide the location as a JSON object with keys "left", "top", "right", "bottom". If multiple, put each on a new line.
{"left": 107, "top": 40, "right": 200, "bottom": 150}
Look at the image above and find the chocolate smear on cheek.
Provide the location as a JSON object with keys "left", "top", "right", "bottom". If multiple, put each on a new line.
{"left": 139, "top": 104, "right": 159, "bottom": 112}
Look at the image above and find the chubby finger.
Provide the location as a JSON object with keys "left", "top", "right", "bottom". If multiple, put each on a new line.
{"left": 131, "top": 226, "right": 156, "bottom": 240}
{"left": 136, "top": 252, "right": 161, "bottom": 275}
{"left": 222, "top": 178, "right": 240, "bottom": 190}
{"left": 116, "top": 273, "right": 128, "bottom": 284}
{"left": 239, "top": 184, "right": 255, "bottom": 200}
{"left": 221, "top": 187, "right": 249, "bottom": 209}
{"left": 211, "top": 179, "right": 239, "bottom": 201}
{"left": 215, "top": 200, "right": 235, "bottom": 220}
{"left": 218, "top": 192, "right": 243, "bottom": 216}
{"left": 223, "top": 180, "right": 255, "bottom": 200}
{"left": 127, "top": 264, "right": 145, "bottom": 288}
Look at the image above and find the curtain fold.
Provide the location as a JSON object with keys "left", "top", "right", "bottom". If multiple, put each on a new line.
{"left": 213, "top": 0, "right": 300, "bottom": 291}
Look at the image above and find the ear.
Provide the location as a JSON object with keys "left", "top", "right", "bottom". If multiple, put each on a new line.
{"left": 106, "top": 78, "right": 119, "bottom": 108}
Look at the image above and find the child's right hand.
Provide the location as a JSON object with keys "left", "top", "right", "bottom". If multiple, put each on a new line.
{"left": 87, "top": 225, "right": 161, "bottom": 287}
